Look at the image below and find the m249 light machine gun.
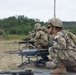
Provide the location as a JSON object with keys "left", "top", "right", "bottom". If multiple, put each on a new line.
{"left": 8, "top": 47, "right": 49, "bottom": 67}
{"left": 18, "top": 38, "right": 34, "bottom": 49}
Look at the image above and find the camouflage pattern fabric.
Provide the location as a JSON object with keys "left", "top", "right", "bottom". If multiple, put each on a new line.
{"left": 34, "top": 23, "right": 41, "bottom": 31}
{"left": 49, "top": 30, "right": 76, "bottom": 67}
{"left": 67, "top": 31, "right": 76, "bottom": 45}
{"left": 48, "top": 18, "right": 63, "bottom": 28}
{"left": 28, "top": 30, "right": 35, "bottom": 39}
{"left": 46, "top": 61, "right": 57, "bottom": 69}
{"left": 33, "top": 30, "right": 48, "bottom": 49}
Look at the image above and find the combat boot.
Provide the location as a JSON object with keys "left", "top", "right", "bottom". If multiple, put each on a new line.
{"left": 50, "top": 62, "right": 67, "bottom": 74}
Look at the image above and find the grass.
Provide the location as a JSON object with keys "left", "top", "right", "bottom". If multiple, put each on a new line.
{"left": 8, "top": 35, "right": 28, "bottom": 40}
{"left": 0, "top": 34, "right": 28, "bottom": 40}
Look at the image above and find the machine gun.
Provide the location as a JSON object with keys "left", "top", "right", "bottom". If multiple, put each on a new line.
{"left": 18, "top": 38, "right": 35, "bottom": 49}
{"left": 22, "top": 38, "right": 31, "bottom": 41}
{"left": 0, "top": 70, "right": 34, "bottom": 75}
{"left": 5, "top": 38, "right": 34, "bottom": 49}
{"left": 19, "top": 40, "right": 34, "bottom": 45}
{"left": 8, "top": 47, "right": 49, "bottom": 67}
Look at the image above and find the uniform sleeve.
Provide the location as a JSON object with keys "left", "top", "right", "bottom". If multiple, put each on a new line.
{"left": 30, "top": 31, "right": 40, "bottom": 42}
{"left": 35, "top": 31, "right": 40, "bottom": 39}
{"left": 53, "top": 33, "right": 67, "bottom": 50}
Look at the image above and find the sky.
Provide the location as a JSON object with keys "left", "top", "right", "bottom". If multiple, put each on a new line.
{"left": 0, "top": 0, "right": 76, "bottom": 22}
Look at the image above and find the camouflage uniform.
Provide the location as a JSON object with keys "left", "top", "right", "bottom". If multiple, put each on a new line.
{"left": 34, "top": 25, "right": 48, "bottom": 49}
{"left": 33, "top": 25, "right": 49, "bottom": 62}
{"left": 49, "top": 30, "right": 76, "bottom": 67}
{"left": 47, "top": 18, "right": 76, "bottom": 73}
{"left": 67, "top": 31, "right": 76, "bottom": 45}
{"left": 34, "top": 19, "right": 41, "bottom": 34}
{"left": 28, "top": 31, "right": 35, "bottom": 39}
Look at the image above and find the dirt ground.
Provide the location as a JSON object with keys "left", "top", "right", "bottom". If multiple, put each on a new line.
{"left": 0, "top": 40, "right": 30, "bottom": 70}
{"left": 0, "top": 39, "right": 45, "bottom": 71}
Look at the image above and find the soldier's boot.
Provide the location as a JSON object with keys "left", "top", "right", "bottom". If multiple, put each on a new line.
{"left": 50, "top": 62, "right": 67, "bottom": 74}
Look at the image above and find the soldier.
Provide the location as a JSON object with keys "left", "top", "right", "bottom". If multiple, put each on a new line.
{"left": 41, "top": 26, "right": 49, "bottom": 49}
{"left": 33, "top": 24, "right": 48, "bottom": 49}
{"left": 28, "top": 20, "right": 41, "bottom": 47}
{"left": 29, "top": 19, "right": 40, "bottom": 40}
{"left": 31, "top": 24, "right": 50, "bottom": 62}
{"left": 34, "top": 19, "right": 40, "bottom": 34}
{"left": 33, "top": 22, "right": 42, "bottom": 49}
{"left": 47, "top": 18, "right": 76, "bottom": 74}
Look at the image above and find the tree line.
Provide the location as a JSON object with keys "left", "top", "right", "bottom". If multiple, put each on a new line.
{"left": 0, "top": 15, "right": 76, "bottom": 35}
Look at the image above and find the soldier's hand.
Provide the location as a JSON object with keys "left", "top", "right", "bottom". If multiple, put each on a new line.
{"left": 48, "top": 40, "right": 54, "bottom": 47}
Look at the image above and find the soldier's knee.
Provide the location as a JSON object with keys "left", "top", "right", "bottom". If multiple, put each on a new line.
{"left": 45, "top": 61, "right": 57, "bottom": 69}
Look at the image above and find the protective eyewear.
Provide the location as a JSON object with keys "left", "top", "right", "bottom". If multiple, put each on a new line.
{"left": 47, "top": 26, "right": 52, "bottom": 29}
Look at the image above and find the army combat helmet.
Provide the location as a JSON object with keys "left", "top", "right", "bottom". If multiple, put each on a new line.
{"left": 48, "top": 18, "right": 63, "bottom": 28}
{"left": 41, "top": 26, "right": 47, "bottom": 31}
{"left": 34, "top": 23, "right": 41, "bottom": 30}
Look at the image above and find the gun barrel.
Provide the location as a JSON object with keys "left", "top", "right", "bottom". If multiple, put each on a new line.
{"left": 19, "top": 41, "right": 27, "bottom": 44}
{"left": 8, "top": 50, "right": 23, "bottom": 55}
{"left": 0, "top": 70, "right": 33, "bottom": 75}
{"left": 8, "top": 51, "right": 19, "bottom": 54}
